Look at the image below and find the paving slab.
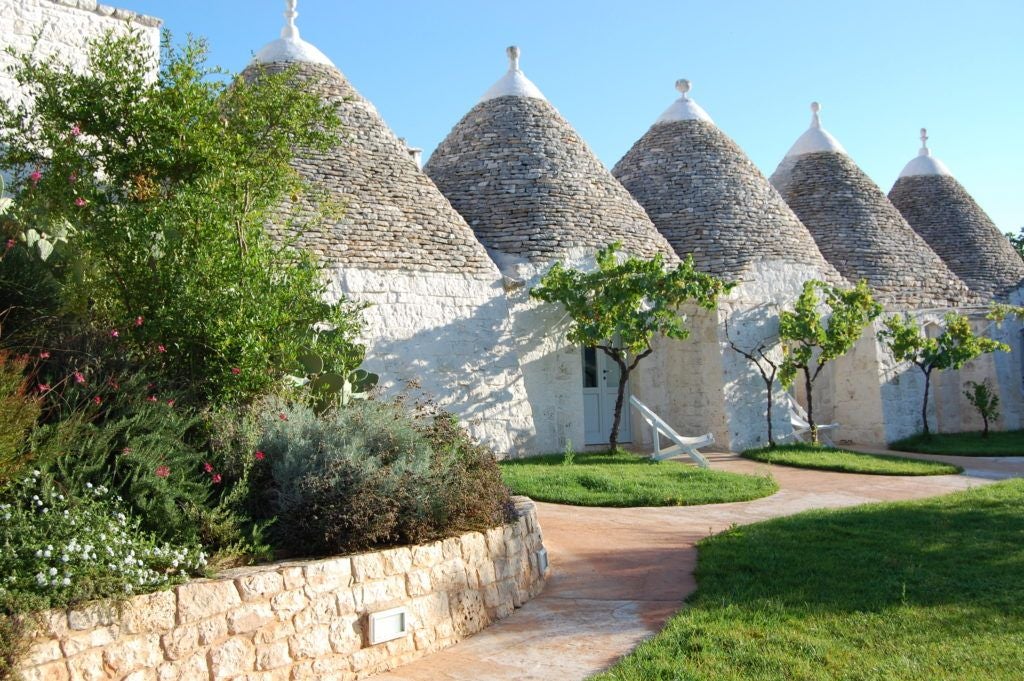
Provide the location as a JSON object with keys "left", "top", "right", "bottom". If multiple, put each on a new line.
{"left": 371, "top": 451, "right": 1019, "bottom": 681}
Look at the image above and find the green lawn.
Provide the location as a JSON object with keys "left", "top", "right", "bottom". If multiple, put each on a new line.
{"left": 499, "top": 452, "right": 778, "bottom": 507}
{"left": 742, "top": 443, "right": 961, "bottom": 476}
{"left": 891, "top": 430, "right": 1024, "bottom": 457}
{"left": 594, "top": 479, "right": 1024, "bottom": 681}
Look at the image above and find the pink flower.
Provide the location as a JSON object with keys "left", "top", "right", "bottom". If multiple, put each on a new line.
{"left": 70, "top": 124, "right": 81, "bottom": 137}
{"left": 231, "top": 367, "right": 241, "bottom": 375}
{"left": 278, "top": 412, "right": 288, "bottom": 421}
{"left": 92, "top": 396, "right": 102, "bottom": 405}
{"left": 110, "top": 329, "right": 119, "bottom": 338}
{"left": 5, "top": 239, "right": 14, "bottom": 250}
{"left": 154, "top": 466, "right": 170, "bottom": 478}
{"left": 107, "top": 379, "right": 119, "bottom": 390}
{"left": 29, "top": 170, "right": 42, "bottom": 185}
{"left": 39, "top": 351, "right": 50, "bottom": 360}
{"left": 37, "top": 383, "right": 51, "bottom": 393}
{"left": 68, "top": 172, "right": 77, "bottom": 184}
{"left": 73, "top": 371, "right": 86, "bottom": 384}
{"left": 254, "top": 451, "right": 266, "bottom": 461}
{"left": 211, "top": 473, "right": 222, "bottom": 484}
{"left": 147, "top": 395, "right": 157, "bottom": 402}
{"left": 134, "top": 316, "right": 144, "bottom": 327}
{"left": 203, "top": 462, "right": 214, "bottom": 473}
{"left": 157, "top": 344, "right": 166, "bottom": 353}
{"left": 74, "top": 197, "right": 86, "bottom": 207}
{"left": 166, "top": 399, "right": 175, "bottom": 407}
{"left": 122, "top": 447, "right": 132, "bottom": 455}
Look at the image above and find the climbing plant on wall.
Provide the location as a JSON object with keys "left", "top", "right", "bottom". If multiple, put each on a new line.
{"left": 878, "top": 312, "right": 1008, "bottom": 437}
{"left": 778, "top": 280, "right": 882, "bottom": 444}
{"left": 530, "top": 242, "right": 732, "bottom": 450}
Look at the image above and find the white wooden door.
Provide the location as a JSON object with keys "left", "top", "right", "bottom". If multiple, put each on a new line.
{"left": 582, "top": 346, "right": 632, "bottom": 445}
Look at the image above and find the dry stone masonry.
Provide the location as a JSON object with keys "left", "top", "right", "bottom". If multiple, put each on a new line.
{"left": 240, "top": 16, "right": 538, "bottom": 456}
{"left": 426, "top": 95, "right": 677, "bottom": 264}
{"left": 888, "top": 132, "right": 1024, "bottom": 300}
{"left": 771, "top": 150, "right": 976, "bottom": 309}
{"left": 17, "top": 499, "right": 548, "bottom": 681}
{"left": 613, "top": 86, "right": 841, "bottom": 284}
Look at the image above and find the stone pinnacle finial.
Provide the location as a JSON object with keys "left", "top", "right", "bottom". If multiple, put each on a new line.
{"left": 676, "top": 79, "right": 692, "bottom": 98}
{"left": 507, "top": 46, "right": 521, "bottom": 72}
{"left": 810, "top": 101, "right": 822, "bottom": 129}
{"left": 282, "top": 0, "right": 299, "bottom": 40}
{"left": 919, "top": 127, "right": 930, "bottom": 156}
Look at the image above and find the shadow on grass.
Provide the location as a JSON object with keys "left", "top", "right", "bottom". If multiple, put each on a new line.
{"left": 892, "top": 430, "right": 1024, "bottom": 457}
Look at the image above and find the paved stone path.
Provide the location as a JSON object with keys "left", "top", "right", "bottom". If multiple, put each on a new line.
{"left": 372, "top": 451, "right": 1024, "bottom": 681}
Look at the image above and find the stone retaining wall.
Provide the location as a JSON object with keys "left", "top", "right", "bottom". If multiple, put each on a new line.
{"left": 18, "top": 498, "right": 548, "bottom": 681}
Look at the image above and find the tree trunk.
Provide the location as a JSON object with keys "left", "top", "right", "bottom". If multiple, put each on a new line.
{"left": 922, "top": 370, "right": 932, "bottom": 437}
{"left": 982, "top": 414, "right": 990, "bottom": 438}
{"left": 804, "top": 366, "right": 818, "bottom": 444}
{"left": 764, "top": 376, "right": 775, "bottom": 447}
{"left": 609, "top": 358, "right": 630, "bottom": 452}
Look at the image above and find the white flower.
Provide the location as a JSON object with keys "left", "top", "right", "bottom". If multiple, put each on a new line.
{"left": 48, "top": 567, "right": 57, "bottom": 576}
{"left": 62, "top": 577, "right": 71, "bottom": 586}
{"left": 85, "top": 482, "right": 93, "bottom": 489}
{"left": 36, "top": 573, "right": 46, "bottom": 585}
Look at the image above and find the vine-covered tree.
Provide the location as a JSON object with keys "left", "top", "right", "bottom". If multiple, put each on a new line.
{"left": 878, "top": 313, "right": 1008, "bottom": 437}
{"left": 779, "top": 280, "right": 882, "bottom": 444}
{"left": 531, "top": 243, "right": 731, "bottom": 450}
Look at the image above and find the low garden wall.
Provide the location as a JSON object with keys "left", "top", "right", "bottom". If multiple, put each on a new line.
{"left": 17, "top": 497, "right": 548, "bottom": 681}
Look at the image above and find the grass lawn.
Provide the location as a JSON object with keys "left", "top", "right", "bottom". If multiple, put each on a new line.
{"left": 891, "top": 430, "right": 1024, "bottom": 457}
{"left": 742, "top": 443, "right": 961, "bottom": 476}
{"left": 499, "top": 451, "right": 778, "bottom": 507}
{"left": 594, "top": 479, "right": 1024, "bottom": 681}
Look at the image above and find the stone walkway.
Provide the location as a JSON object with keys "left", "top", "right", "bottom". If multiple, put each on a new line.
{"left": 371, "top": 451, "right": 1024, "bottom": 681}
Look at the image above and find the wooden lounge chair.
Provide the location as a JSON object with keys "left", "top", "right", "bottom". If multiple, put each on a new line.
{"left": 629, "top": 395, "right": 713, "bottom": 468}
{"left": 783, "top": 393, "right": 839, "bottom": 446}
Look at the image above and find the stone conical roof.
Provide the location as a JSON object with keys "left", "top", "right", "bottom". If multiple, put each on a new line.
{"left": 770, "top": 104, "right": 975, "bottom": 308}
{"left": 888, "top": 129, "right": 1024, "bottom": 300}
{"left": 613, "top": 80, "right": 842, "bottom": 283}
{"left": 245, "top": 3, "right": 497, "bottom": 275}
{"left": 424, "top": 47, "right": 677, "bottom": 264}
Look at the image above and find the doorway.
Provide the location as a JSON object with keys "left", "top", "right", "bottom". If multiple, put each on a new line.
{"left": 582, "top": 346, "right": 632, "bottom": 445}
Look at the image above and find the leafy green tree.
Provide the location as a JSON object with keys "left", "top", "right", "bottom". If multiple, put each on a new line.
{"left": 878, "top": 313, "right": 1008, "bottom": 437}
{"left": 530, "top": 243, "right": 731, "bottom": 450}
{"left": 779, "top": 280, "right": 882, "bottom": 444}
{"left": 0, "top": 30, "right": 364, "bottom": 404}
{"left": 1005, "top": 228, "right": 1024, "bottom": 260}
{"left": 964, "top": 379, "right": 1000, "bottom": 438}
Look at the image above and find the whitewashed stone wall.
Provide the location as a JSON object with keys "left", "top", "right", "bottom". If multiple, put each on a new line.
{"left": 492, "top": 250, "right": 607, "bottom": 454}
{"left": 328, "top": 268, "right": 537, "bottom": 458}
{"left": 0, "top": 0, "right": 160, "bottom": 108}
{"left": 17, "top": 498, "right": 548, "bottom": 681}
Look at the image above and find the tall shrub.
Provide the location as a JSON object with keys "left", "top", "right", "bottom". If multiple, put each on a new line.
{"left": 0, "top": 30, "right": 364, "bottom": 403}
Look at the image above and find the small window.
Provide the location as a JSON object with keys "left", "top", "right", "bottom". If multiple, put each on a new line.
{"left": 582, "top": 347, "right": 598, "bottom": 388}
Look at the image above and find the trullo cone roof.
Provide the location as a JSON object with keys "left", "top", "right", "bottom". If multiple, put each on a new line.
{"left": 770, "top": 104, "right": 976, "bottom": 308}
{"left": 245, "top": 2, "right": 497, "bottom": 275}
{"left": 613, "top": 80, "right": 843, "bottom": 283}
{"left": 888, "top": 130, "right": 1024, "bottom": 300}
{"left": 424, "top": 47, "right": 677, "bottom": 264}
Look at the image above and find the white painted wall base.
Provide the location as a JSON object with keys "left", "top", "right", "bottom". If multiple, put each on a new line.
{"left": 328, "top": 268, "right": 537, "bottom": 458}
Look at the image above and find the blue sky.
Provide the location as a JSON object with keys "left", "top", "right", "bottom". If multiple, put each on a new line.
{"left": 118, "top": 0, "right": 1023, "bottom": 232}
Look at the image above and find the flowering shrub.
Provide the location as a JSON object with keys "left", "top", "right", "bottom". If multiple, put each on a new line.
{"left": 0, "top": 471, "right": 206, "bottom": 604}
{"left": 0, "top": 30, "right": 365, "bottom": 405}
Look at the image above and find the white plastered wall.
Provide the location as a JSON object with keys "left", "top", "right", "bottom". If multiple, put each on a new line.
{"left": 327, "top": 268, "right": 538, "bottom": 459}
{"left": 0, "top": 0, "right": 161, "bottom": 108}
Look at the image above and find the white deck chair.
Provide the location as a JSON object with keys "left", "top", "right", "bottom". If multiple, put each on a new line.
{"left": 783, "top": 393, "right": 839, "bottom": 446}
{"left": 629, "top": 395, "right": 713, "bottom": 468}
